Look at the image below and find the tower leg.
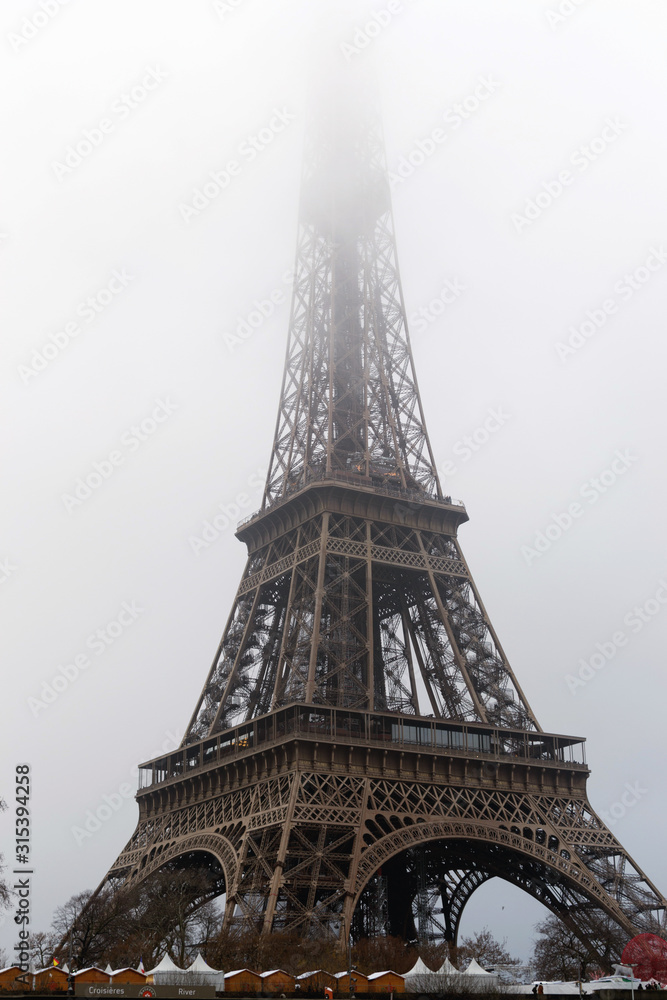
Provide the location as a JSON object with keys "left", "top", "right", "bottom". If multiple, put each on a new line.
{"left": 261, "top": 778, "right": 300, "bottom": 934}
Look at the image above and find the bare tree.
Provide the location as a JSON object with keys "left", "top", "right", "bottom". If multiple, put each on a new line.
{"left": 28, "top": 931, "right": 58, "bottom": 969}
{"left": 124, "top": 867, "right": 222, "bottom": 968}
{"left": 207, "top": 927, "right": 345, "bottom": 976}
{"left": 456, "top": 927, "right": 521, "bottom": 969}
{"left": 531, "top": 915, "right": 611, "bottom": 981}
{"left": 49, "top": 859, "right": 226, "bottom": 972}
{"left": 0, "top": 799, "right": 11, "bottom": 913}
{"left": 187, "top": 899, "right": 225, "bottom": 964}
{"left": 206, "top": 927, "right": 261, "bottom": 973}
{"left": 51, "top": 885, "right": 134, "bottom": 968}
{"left": 352, "top": 935, "right": 418, "bottom": 975}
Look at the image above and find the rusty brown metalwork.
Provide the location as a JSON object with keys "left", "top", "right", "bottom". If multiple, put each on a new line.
{"left": 94, "top": 85, "right": 666, "bottom": 964}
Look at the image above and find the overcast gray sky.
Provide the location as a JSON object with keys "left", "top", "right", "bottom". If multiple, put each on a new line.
{"left": 3, "top": 0, "right": 667, "bottom": 966}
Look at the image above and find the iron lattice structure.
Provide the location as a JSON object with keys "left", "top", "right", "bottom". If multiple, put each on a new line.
{"left": 97, "top": 85, "right": 666, "bottom": 964}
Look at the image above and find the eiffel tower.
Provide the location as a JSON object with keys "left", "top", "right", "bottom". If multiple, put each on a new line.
{"left": 98, "top": 78, "right": 666, "bottom": 963}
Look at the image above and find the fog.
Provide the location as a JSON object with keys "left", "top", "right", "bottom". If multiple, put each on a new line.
{"left": 3, "top": 0, "right": 667, "bottom": 965}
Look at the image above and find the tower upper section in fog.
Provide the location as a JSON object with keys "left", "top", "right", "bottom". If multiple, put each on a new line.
{"left": 263, "top": 80, "right": 441, "bottom": 508}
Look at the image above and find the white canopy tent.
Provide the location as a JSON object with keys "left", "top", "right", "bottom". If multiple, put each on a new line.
{"left": 185, "top": 953, "right": 225, "bottom": 990}
{"left": 146, "top": 954, "right": 184, "bottom": 975}
{"left": 463, "top": 958, "right": 501, "bottom": 992}
{"left": 145, "top": 953, "right": 186, "bottom": 985}
{"left": 146, "top": 953, "right": 224, "bottom": 988}
{"left": 404, "top": 956, "right": 441, "bottom": 993}
{"left": 408, "top": 956, "right": 500, "bottom": 993}
{"left": 438, "top": 957, "right": 461, "bottom": 976}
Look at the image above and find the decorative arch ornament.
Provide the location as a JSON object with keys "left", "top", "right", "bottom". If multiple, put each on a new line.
{"left": 352, "top": 819, "right": 637, "bottom": 944}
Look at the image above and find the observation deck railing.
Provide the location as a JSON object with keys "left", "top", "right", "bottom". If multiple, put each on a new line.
{"left": 237, "top": 465, "right": 465, "bottom": 531}
{"left": 137, "top": 704, "right": 586, "bottom": 791}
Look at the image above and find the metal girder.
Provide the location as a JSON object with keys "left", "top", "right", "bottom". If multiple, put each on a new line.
{"left": 184, "top": 506, "right": 538, "bottom": 738}
{"left": 89, "top": 80, "right": 667, "bottom": 972}
{"left": 263, "top": 96, "right": 440, "bottom": 509}
{"left": 100, "top": 737, "right": 666, "bottom": 968}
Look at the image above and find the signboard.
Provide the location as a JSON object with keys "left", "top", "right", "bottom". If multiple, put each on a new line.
{"left": 75, "top": 985, "right": 216, "bottom": 999}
